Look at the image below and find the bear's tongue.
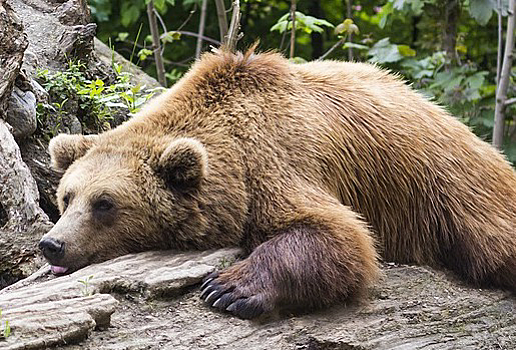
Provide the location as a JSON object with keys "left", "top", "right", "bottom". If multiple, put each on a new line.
{"left": 50, "top": 265, "right": 69, "bottom": 274}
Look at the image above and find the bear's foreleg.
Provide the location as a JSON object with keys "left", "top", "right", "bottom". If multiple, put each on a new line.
{"left": 200, "top": 203, "right": 379, "bottom": 319}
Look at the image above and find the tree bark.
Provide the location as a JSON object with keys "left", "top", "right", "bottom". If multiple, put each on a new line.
{"left": 147, "top": 1, "right": 167, "bottom": 87}
{"left": 442, "top": 0, "right": 460, "bottom": 67}
{"left": 493, "top": 0, "right": 515, "bottom": 149}
{"left": 195, "top": 0, "right": 208, "bottom": 59}
{"left": 214, "top": 0, "right": 228, "bottom": 43}
{"left": 346, "top": 0, "right": 353, "bottom": 61}
{"left": 496, "top": 0, "right": 503, "bottom": 84}
{"left": 225, "top": 0, "right": 241, "bottom": 51}
{"left": 290, "top": 0, "right": 296, "bottom": 58}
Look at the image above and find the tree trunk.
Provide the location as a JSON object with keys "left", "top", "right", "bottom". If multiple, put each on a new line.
{"left": 493, "top": 0, "right": 515, "bottom": 149}
{"left": 290, "top": 0, "right": 296, "bottom": 58}
{"left": 442, "top": 0, "right": 460, "bottom": 67}
{"left": 214, "top": 0, "right": 228, "bottom": 43}
{"left": 195, "top": 0, "right": 208, "bottom": 59}
{"left": 147, "top": 1, "right": 167, "bottom": 87}
{"left": 225, "top": 0, "right": 241, "bottom": 51}
{"left": 346, "top": 0, "right": 353, "bottom": 61}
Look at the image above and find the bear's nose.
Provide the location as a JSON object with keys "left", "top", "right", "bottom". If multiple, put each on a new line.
{"left": 38, "top": 237, "right": 65, "bottom": 261}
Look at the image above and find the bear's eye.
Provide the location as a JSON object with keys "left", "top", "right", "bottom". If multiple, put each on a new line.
{"left": 93, "top": 198, "right": 114, "bottom": 212}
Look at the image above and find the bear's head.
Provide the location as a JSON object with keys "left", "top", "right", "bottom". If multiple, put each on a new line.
{"left": 39, "top": 133, "right": 209, "bottom": 274}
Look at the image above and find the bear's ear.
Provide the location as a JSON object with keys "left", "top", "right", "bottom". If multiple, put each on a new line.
{"left": 48, "top": 134, "right": 99, "bottom": 172}
{"left": 157, "top": 138, "right": 208, "bottom": 190}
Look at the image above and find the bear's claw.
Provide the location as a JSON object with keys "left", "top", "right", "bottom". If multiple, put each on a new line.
{"left": 200, "top": 272, "right": 269, "bottom": 319}
{"left": 225, "top": 297, "right": 265, "bottom": 319}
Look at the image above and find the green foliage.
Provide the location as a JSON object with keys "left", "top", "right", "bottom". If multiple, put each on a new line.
{"left": 398, "top": 52, "right": 515, "bottom": 163}
{"left": 138, "top": 48, "right": 153, "bottom": 61}
{"left": 368, "top": 38, "right": 416, "bottom": 63}
{"left": 161, "top": 31, "right": 181, "bottom": 43}
{"left": 88, "top": 0, "right": 514, "bottom": 165}
{"left": 36, "top": 60, "right": 159, "bottom": 140}
{"left": 468, "top": 0, "right": 510, "bottom": 26}
{"left": 335, "top": 18, "right": 359, "bottom": 36}
{"left": 78, "top": 275, "right": 95, "bottom": 297}
{"left": 271, "top": 11, "right": 334, "bottom": 34}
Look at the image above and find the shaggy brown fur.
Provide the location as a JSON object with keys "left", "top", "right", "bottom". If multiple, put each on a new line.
{"left": 40, "top": 48, "right": 516, "bottom": 319}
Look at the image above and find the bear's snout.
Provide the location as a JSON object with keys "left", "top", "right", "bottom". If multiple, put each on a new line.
{"left": 39, "top": 237, "right": 65, "bottom": 262}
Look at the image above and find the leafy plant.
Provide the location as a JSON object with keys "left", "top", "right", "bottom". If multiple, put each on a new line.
{"left": 36, "top": 60, "right": 160, "bottom": 140}
{"left": 368, "top": 37, "right": 416, "bottom": 63}
{"left": 78, "top": 275, "right": 95, "bottom": 297}
{"left": 271, "top": 11, "right": 334, "bottom": 34}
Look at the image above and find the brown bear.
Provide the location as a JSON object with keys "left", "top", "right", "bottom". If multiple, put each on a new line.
{"left": 39, "top": 47, "right": 516, "bottom": 319}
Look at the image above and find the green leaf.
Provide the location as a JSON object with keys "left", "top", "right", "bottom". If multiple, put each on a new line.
{"left": 154, "top": 0, "right": 165, "bottom": 10}
{"left": 368, "top": 37, "right": 403, "bottom": 63}
{"left": 410, "top": 0, "right": 425, "bottom": 16}
{"left": 398, "top": 45, "right": 416, "bottom": 57}
{"left": 469, "top": 0, "right": 495, "bottom": 26}
{"left": 137, "top": 49, "right": 153, "bottom": 61}
{"left": 334, "top": 23, "right": 346, "bottom": 35}
{"left": 289, "top": 57, "right": 308, "bottom": 64}
{"left": 270, "top": 21, "right": 288, "bottom": 33}
{"left": 120, "top": 3, "right": 142, "bottom": 27}
{"left": 444, "top": 75, "right": 464, "bottom": 93}
{"left": 116, "top": 32, "right": 129, "bottom": 42}
{"left": 466, "top": 71, "right": 487, "bottom": 90}
{"left": 494, "top": 0, "right": 510, "bottom": 16}
{"left": 162, "top": 31, "right": 181, "bottom": 43}
{"left": 378, "top": 3, "right": 394, "bottom": 29}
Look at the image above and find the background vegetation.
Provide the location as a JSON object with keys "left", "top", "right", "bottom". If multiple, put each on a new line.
{"left": 88, "top": 0, "right": 515, "bottom": 163}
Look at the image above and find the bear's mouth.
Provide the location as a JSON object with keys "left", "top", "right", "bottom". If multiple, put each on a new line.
{"left": 50, "top": 265, "right": 69, "bottom": 275}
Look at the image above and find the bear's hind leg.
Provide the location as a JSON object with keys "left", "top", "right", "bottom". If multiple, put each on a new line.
{"left": 442, "top": 224, "right": 516, "bottom": 292}
{"left": 201, "top": 202, "right": 379, "bottom": 319}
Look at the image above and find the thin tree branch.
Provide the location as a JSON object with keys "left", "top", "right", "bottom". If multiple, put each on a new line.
{"left": 279, "top": 28, "right": 288, "bottom": 51}
{"left": 153, "top": 8, "right": 168, "bottom": 55}
{"left": 147, "top": 1, "right": 166, "bottom": 87}
{"left": 505, "top": 97, "right": 516, "bottom": 106}
{"left": 177, "top": 5, "right": 197, "bottom": 32}
{"left": 346, "top": 0, "right": 353, "bottom": 61}
{"left": 196, "top": 0, "right": 208, "bottom": 59}
{"left": 214, "top": 0, "right": 229, "bottom": 43}
{"left": 319, "top": 35, "right": 347, "bottom": 60}
{"left": 180, "top": 31, "right": 220, "bottom": 45}
{"left": 225, "top": 0, "right": 241, "bottom": 51}
{"left": 493, "top": 0, "right": 515, "bottom": 149}
{"left": 123, "top": 32, "right": 220, "bottom": 50}
{"left": 290, "top": 0, "right": 296, "bottom": 58}
{"left": 497, "top": 0, "right": 503, "bottom": 84}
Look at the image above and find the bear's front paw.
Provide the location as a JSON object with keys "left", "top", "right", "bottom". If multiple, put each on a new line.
{"left": 200, "top": 271, "right": 273, "bottom": 319}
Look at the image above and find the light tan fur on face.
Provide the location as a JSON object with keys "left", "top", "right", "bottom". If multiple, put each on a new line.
{"left": 45, "top": 47, "right": 516, "bottom": 316}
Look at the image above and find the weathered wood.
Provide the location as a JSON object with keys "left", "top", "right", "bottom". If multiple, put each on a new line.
{"left": 0, "top": 248, "right": 241, "bottom": 349}
{"left": 63, "top": 263, "right": 516, "bottom": 350}
{"left": 1, "top": 248, "right": 515, "bottom": 349}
